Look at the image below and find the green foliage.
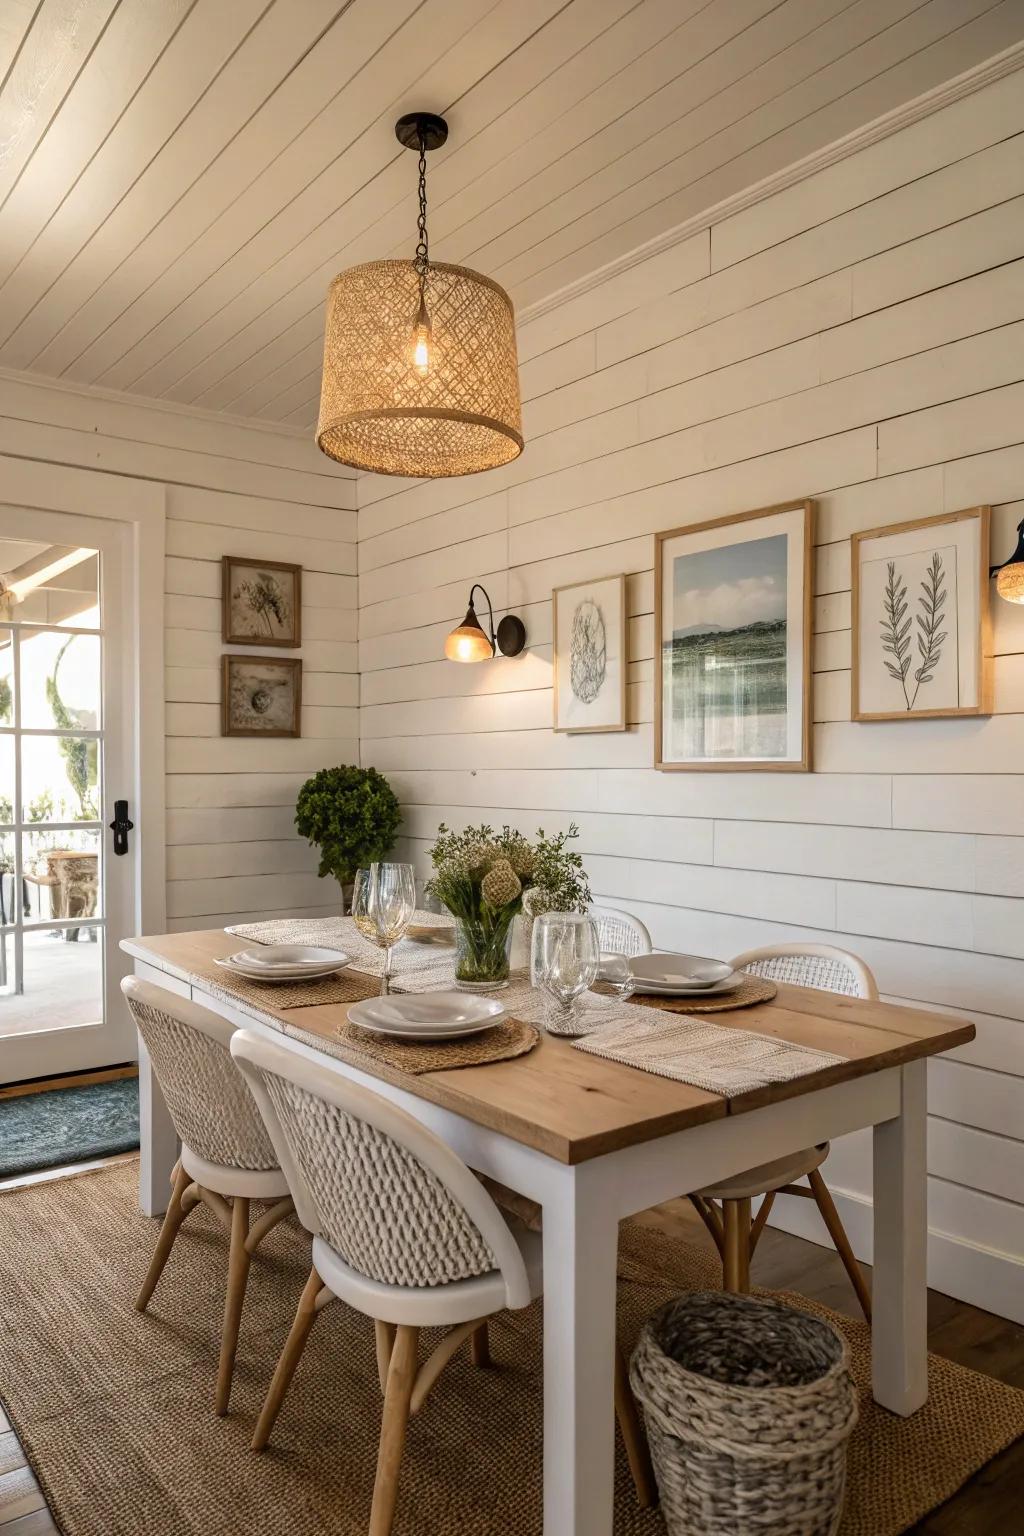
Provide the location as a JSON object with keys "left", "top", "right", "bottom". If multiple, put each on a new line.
{"left": 27, "top": 790, "right": 55, "bottom": 822}
{"left": 46, "top": 637, "right": 98, "bottom": 819}
{"left": 295, "top": 765, "right": 402, "bottom": 885}
{"left": 426, "top": 822, "right": 590, "bottom": 920}
{"left": 0, "top": 675, "right": 11, "bottom": 724}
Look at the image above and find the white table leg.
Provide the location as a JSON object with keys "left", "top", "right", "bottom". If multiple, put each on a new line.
{"left": 137, "top": 1035, "right": 178, "bottom": 1218}
{"left": 540, "top": 1161, "right": 619, "bottom": 1536}
{"left": 872, "top": 1058, "right": 928, "bottom": 1414}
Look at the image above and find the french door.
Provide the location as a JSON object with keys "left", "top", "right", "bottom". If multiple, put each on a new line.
{"left": 0, "top": 505, "right": 136, "bottom": 1084}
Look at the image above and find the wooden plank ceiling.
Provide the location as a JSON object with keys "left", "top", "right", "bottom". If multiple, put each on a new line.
{"left": 0, "top": 0, "right": 1019, "bottom": 432}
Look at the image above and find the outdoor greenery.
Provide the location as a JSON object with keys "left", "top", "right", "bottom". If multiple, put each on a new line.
{"left": 0, "top": 675, "right": 11, "bottom": 724}
{"left": 46, "top": 636, "right": 98, "bottom": 820}
{"left": 295, "top": 765, "right": 402, "bottom": 891}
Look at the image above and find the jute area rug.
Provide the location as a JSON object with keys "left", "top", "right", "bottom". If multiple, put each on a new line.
{"left": 0, "top": 1164, "right": 1021, "bottom": 1536}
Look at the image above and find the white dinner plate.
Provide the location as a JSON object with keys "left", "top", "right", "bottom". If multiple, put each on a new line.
{"left": 629, "top": 953, "right": 735, "bottom": 989}
{"left": 215, "top": 950, "right": 347, "bottom": 983}
{"left": 231, "top": 944, "right": 350, "bottom": 972}
{"left": 348, "top": 992, "right": 504, "bottom": 1040}
{"left": 630, "top": 972, "right": 744, "bottom": 998}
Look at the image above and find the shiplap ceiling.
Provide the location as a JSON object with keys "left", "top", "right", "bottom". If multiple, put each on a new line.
{"left": 0, "top": 0, "right": 1020, "bottom": 433}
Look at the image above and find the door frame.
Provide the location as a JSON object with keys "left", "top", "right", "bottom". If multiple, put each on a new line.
{"left": 0, "top": 451, "right": 165, "bottom": 1079}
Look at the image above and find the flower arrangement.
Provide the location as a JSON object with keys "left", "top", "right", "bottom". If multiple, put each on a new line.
{"left": 426, "top": 822, "right": 591, "bottom": 988}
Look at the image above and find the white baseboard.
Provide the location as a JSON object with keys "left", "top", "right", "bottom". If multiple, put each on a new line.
{"left": 765, "top": 1186, "right": 1024, "bottom": 1326}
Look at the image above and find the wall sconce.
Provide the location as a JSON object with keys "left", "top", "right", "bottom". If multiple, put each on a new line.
{"left": 991, "top": 519, "right": 1024, "bottom": 604}
{"left": 444, "top": 583, "right": 526, "bottom": 663}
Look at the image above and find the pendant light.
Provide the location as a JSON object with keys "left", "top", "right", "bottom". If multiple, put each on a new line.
{"left": 991, "top": 518, "right": 1024, "bottom": 604}
{"left": 317, "top": 112, "right": 524, "bottom": 478}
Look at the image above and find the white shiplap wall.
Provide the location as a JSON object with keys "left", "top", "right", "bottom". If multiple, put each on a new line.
{"left": 358, "top": 68, "right": 1024, "bottom": 1320}
{"left": 0, "top": 372, "right": 358, "bottom": 930}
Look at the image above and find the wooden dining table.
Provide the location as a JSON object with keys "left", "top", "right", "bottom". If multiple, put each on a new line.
{"left": 123, "top": 925, "right": 974, "bottom": 1536}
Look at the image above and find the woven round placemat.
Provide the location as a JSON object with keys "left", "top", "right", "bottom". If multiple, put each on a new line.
{"left": 337, "top": 1017, "right": 539, "bottom": 1075}
{"left": 197, "top": 964, "right": 378, "bottom": 1011}
{"left": 631, "top": 975, "right": 777, "bottom": 1014}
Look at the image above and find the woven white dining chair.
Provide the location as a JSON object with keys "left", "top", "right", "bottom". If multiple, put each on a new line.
{"left": 121, "top": 977, "right": 293, "bottom": 1415}
{"left": 686, "top": 944, "right": 877, "bottom": 1321}
{"left": 231, "top": 1029, "right": 655, "bottom": 1534}
{"left": 589, "top": 905, "right": 653, "bottom": 957}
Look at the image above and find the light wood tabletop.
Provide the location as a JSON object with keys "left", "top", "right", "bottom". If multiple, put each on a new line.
{"left": 125, "top": 929, "right": 975, "bottom": 1166}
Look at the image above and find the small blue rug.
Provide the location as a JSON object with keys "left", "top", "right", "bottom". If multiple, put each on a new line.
{"left": 0, "top": 1076, "right": 139, "bottom": 1178}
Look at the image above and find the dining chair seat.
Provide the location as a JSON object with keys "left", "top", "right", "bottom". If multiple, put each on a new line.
{"left": 696, "top": 1143, "right": 828, "bottom": 1203}
{"left": 685, "top": 944, "right": 877, "bottom": 1322}
{"left": 231, "top": 1029, "right": 657, "bottom": 1535}
{"left": 121, "top": 976, "right": 295, "bottom": 1417}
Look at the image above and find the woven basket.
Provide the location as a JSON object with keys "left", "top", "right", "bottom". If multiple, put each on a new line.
{"left": 630, "top": 1292, "right": 858, "bottom": 1536}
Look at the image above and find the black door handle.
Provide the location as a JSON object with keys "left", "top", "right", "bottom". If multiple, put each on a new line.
{"left": 109, "top": 799, "right": 134, "bottom": 856}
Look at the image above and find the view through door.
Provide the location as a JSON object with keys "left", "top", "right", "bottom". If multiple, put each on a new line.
{"left": 0, "top": 507, "right": 137, "bottom": 1086}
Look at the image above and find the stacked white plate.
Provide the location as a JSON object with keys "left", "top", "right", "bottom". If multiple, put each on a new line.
{"left": 215, "top": 944, "right": 349, "bottom": 983}
{"left": 627, "top": 953, "right": 743, "bottom": 998}
{"left": 348, "top": 992, "right": 504, "bottom": 1040}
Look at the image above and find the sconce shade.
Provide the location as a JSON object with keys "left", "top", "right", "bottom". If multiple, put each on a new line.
{"left": 317, "top": 259, "right": 524, "bottom": 478}
{"left": 444, "top": 603, "right": 495, "bottom": 663}
{"left": 996, "top": 561, "right": 1024, "bottom": 603}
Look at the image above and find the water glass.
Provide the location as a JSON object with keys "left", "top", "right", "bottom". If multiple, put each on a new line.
{"left": 351, "top": 862, "right": 416, "bottom": 994}
{"left": 601, "top": 952, "right": 635, "bottom": 1003}
{"left": 531, "top": 913, "right": 600, "bottom": 1033}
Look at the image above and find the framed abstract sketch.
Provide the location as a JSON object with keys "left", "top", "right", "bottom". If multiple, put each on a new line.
{"left": 222, "top": 655, "right": 302, "bottom": 737}
{"left": 553, "top": 574, "right": 627, "bottom": 733}
{"left": 851, "top": 506, "right": 992, "bottom": 721}
{"left": 655, "top": 500, "right": 814, "bottom": 772}
{"left": 222, "top": 556, "right": 301, "bottom": 647}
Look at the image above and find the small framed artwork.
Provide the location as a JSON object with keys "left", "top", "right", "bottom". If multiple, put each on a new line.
{"left": 222, "top": 556, "right": 301, "bottom": 647}
{"left": 222, "top": 655, "right": 302, "bottom": 737}
{"left": 851, "top": 506, "right": 992, "bottom": 720}
{"left": 553, "top": 573, "right": 627, "bottom": 733}
{"left": 655, "top": 500, "right": 814, "bottom": 772}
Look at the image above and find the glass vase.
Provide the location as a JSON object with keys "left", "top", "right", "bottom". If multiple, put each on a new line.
{"left": 453, "top": 912, "right": 516, "bottom": 991}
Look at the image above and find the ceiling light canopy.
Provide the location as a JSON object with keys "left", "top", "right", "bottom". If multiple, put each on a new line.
{"left": 317, "top": 112, "right": 524, "bottom": 479}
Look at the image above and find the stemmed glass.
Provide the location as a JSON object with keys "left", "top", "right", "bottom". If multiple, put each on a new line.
{"left": 601, "top": 952, "right": 635, "bottom": 1003}
{"left": 351, "top": 862, "right": 416, "bottom": 995}
{"left": 531, "top": 913, "right": 600, "bottom": 1034}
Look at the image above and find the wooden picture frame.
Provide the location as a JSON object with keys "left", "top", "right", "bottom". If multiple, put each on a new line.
{"left": 222, "top": 556, "right": 301, "bottom": 647}
{"left": 552, "top": 573, "right": 627, "bottom": 733}
{"left": 654, "top": 499, "right": 814, "bottom": 772}
{"left": 222, "top": 655, "right": 302, "bottom": 737}
{"left": 851, "top": 506, "right": 992, "bottom": 721}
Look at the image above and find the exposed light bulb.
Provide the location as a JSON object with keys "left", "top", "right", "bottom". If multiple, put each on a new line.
{"left": 412, "top": 322, "right": 431, "bottom": 374}
{"left": 996, "top": 561, "right": 1024, "bottom": 604}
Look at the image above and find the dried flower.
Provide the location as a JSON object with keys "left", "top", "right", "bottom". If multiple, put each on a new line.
{"left": 481, "top": 859, "right": 522, "bottom": 908}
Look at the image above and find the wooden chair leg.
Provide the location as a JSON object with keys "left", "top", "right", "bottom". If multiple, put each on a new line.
{"left": 722, "top": 1198, "right": 752, "bottom": 1293}
{"left": 808, "top": 1169, "right": 873, "bottom": 1322}
{"left": 216, "top": 1196, "right": 252, "bottom": 1416}
{"left": 375, "top": 1320, "right": 397, "bottom": 1394}
{"left": 687, "top": 1194, "right": 725, "bottom": 1256}
{"left": 252, "top": 1266, "right": 326, "bottom": 1451}
{"left": 615, "top": 1344, "right": 657, "bottom": 1509}
{"left": 749, "top": 1190, "right": 776, "bottom": 1256}
{"left": 370, "top": 1325, "right": 419, "bottom": 1536}
{"left": 470, "top": 1320, "right": 490, "bottom": 1368}
{"left": 136, "top": 1164, "right": 191, "bottom": 1312}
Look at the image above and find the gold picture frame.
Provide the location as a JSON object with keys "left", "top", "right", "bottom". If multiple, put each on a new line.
{"left": 851, "top": 506, "right": 992, "bottom": 721}
{"left": 654, "top": 500, "right": 814, "bottom": 772}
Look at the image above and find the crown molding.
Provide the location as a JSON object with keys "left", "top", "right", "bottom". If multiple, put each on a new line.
{"left": 0, "top": 362, "right": 327, "bottom": 447}
{"left": 517, "top": 39, "right": 1024, "bottom": 328}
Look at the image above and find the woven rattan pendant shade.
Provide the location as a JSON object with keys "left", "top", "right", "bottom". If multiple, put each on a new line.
{"left": 317, "top": 259, "right": 524, "bottom": 478}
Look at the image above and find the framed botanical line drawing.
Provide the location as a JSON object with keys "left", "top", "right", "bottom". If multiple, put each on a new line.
{"left": 851, "top": 506, "right": 992, "bottom": 720}
{"left": 655, "top": 500, "right": 814, "bottom": 772}
{"left": 222, "top": 655, "right": 302, "bottom": 737}
{"left": 222, "top": 556, "right": 301, "bottom": 647}
{"left": 553, "top": 573, "right": 627, "bottom": 733}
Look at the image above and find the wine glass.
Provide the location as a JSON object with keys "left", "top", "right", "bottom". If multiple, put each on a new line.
{"left": 352, "top": 862, "right": 416, "bottom": 994}
{"left": 601, "top": 952, "right": 635, "bottom": 1004}
{"left": 532, "top": 913, "right": 599, "bottom": 1033}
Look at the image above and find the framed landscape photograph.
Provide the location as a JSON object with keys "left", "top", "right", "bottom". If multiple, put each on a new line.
{"left": 222, "top": 556, "right": 301, "bottom": 647}
{"left": 851, "top": 506, "right": 992, "bottom": 721}
{"left": 222, "top": 655, "right": 302, "bottom": 737}
{"left": 553, "top": 573, "right": 627, "bottom": 733}
{"left": 655, "top": 500, "right": 814, "bottom": 772}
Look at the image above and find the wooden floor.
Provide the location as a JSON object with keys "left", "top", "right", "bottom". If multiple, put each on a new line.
{"left": 0, "top": 1184, "right": 1020, "bottom": 1535}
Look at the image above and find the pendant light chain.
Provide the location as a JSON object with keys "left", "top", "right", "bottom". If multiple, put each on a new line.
{"left": 414, "top": 134, "right": 430, "bottom": 288}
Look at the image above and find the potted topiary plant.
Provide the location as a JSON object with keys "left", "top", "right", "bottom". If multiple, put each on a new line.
{"left": 295, "top": 765, "right": 402, "bottom": 912}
